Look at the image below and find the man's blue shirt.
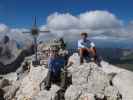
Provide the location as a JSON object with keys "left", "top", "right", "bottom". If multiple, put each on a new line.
{"left": 48, "top": 56, "right": 65, "bottom": 76}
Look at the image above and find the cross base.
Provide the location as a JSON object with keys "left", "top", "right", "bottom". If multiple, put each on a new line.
{"left": 32, "top": 60, "right": 40, "bottom": 67}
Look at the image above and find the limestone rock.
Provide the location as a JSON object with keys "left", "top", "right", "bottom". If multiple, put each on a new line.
{"left": 68, "top": 62, "right": 112, "bottom": 92}
{"left": 67, "top": 53, "right": 80, "bottom": 65}
{"left": 1, "top": 53, "right": 133, "bottom": 100}
{"left": 15, "top": 64, "right": 48, "bottom": 99}
{"left": 0, "top": 72, "right": 18, "bottom": 81}
{"left": 65, "top": 85, "right": 82, "bottom": 100}
{"left": 65, "top": 53, "right": 133, "bottom": 100}
{"left": 0, "top": 39, "right": 20, "bottom": 65}
{"left": 3, "top": 81, "right": 20, "bottom": 100}
{"left": 65, "top": 62, "right": 114, "bottom": 100}
{"left": 113, "top": 71, "right": 133, "bottom": 100}
{"left": 32, "top": 85, "right": 60, "bottom": 100}
{"left": 104, "top": 86, "right": 122, "bottom": 100}
{"left": 65, "top": 85, "right": 95, "bottom": 100}
{"left": 101, "top": 61, "right": 125, "bottom": 74}
{"left": 0, "top": 79, "right": 10, "bottom": 88}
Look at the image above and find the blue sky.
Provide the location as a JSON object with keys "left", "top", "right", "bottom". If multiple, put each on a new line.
{"left": 0, "top": 0, "right": 133, "bottom": 28}
{"left": 0, "top": 0, "right": 133, "bottom": 48}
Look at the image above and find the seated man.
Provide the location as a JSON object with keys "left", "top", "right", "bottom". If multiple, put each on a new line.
{"left": 44, "top": 46, "right": 65, "bottom": 90}
{"left": 78, "top": 32, "right": 97, "bottom": 64}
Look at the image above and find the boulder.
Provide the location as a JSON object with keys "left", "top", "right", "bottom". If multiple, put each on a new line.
{"left": 68, "top": 62, "right": 113, "bottom": 92}
{"left": 113, "top": 71, "right": 133, "bottom": 100}
{"left": 3, "top": 81, "right": 20, "bottom": 100}
{"left": 15, "top": 64, "right": 48, "bottom": 99}
{"left": 32, "top": 85, "right": 60, "bottom": 100}
{"left": 65, "top": 62, "right": 115, "bottom": 100}
{"left": 0, "top": 72, "right": 18, "bottom": 81}
{"left": 104, "top": 86, "right": 122, "bottom": 100}
{"left": 67, "top": 53, "right": 80, "bottom": 65}
{"left": 65, "top": 85, "right": 82, "bottom": 100}
{"left": 0, "top": 39, "right": 19, "bottom": 65}
{"left": 65, "top": 53, "right": 133, "bottom": 100}
{"left": 65, "top": 85, "right": 95, "bottom": 100}
{"left": 0, "top": 79, "right": 10, "bottom": 88}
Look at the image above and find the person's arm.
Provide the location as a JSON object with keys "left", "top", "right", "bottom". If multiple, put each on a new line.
{"left": 90, "top": 42, "right": 95, "bottom": 48}
{"left": 78, "top": 40, "right": 85, "bottom": 48}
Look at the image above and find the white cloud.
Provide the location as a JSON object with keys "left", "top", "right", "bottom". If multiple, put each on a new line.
{"left": 79, "top": 11, "right": 122, "bottom": 29}
{"left": 41, "top": 10, "right": 133, "bottom": 42}
{"left": 47, "top": 12, "right": 79, "bottom": 30}
{"left": 42, "top": 11, "right": 126, "bottom": 43}
{"left": 46, "top": 11, "right": 123, "bottom": 30}
{"left": 0, "top": 24, "right": 9, "bottom": 33}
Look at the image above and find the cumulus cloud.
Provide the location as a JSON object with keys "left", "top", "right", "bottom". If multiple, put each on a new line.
{"left": 79, "top": 11, "right": 122, "bottom": 29}
{"left": 40, "top": 10, "right": 133, "bottom": 43}
{"left": 0, "top": 24, "right": 9, "bottom": 33}
{"left": 44, "top": 10, "right": 125, "bottom": 38}
{"left": 47, "top": 13, "right": 79, "bottom": 30}
{"left": 46, "top": 11, "right": 122, "bottom": 30}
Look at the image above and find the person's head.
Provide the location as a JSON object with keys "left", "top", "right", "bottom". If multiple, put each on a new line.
{"left": 49, "top": 46, "right": 59, "bottom": 57}
{"left": 80, "top": 32, "right": 88, "bottom": 39}
{"left": 59, "top": 37, "right": 64, "bottom": 43}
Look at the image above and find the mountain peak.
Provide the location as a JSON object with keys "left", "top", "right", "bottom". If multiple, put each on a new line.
{"left": 0, "top": 53, "right": 133, "bottom": 100}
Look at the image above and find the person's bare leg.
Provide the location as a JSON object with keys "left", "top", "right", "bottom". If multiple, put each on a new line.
{"left": 79, "top": 48, "right": 84, "bottom": 64}
{"left": 86, "top": 48, "right": 96, "bottom": 63}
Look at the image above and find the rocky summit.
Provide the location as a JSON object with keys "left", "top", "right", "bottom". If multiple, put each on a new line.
{"left": 0, "top": 53, "right": 133, "bottom": 100}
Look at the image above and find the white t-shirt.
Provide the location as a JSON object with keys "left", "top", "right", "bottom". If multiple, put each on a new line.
{"left": 78, "top": 38, "right": 95, "bottom": 49}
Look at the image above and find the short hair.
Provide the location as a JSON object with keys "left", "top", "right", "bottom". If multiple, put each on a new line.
{"left": 80, "top": 32, "right": 88, "bottom": 37}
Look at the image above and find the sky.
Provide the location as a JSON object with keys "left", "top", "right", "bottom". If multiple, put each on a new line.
{"left": 0, "top": 0, "right": 133, "bottom": 28}
{"left": 0, "top": 0, "right": 133, "bottom": 48}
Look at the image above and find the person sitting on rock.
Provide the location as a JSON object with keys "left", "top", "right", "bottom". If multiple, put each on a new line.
{"left": 44, "top": 46, "right": 65, "bottom": 90}
{"left": 78, "top": 32, "right": 97, "bottom": 64}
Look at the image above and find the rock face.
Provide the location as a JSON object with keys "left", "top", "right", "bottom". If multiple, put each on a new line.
{"left": 3, "top": 81, "right": 20, "bottom": 100}
{"left": 15, "top": 64, "right": 48, "bottom": 100}
{"left": 0, "top": 39, "right": 19, "bottom": 65}
{"left": 32, "top": 85, "right": 60, "bottom": 100}
{"left": 112, "top": 71, "right": 133, "bottom": 100}
{"left": 0, "top": 78, "right": 20, "bottom": 100}
{"left": 65, "top": 62, "right": 118, "bottom": 100}
{"left": 65, "top": 53, "right": 133, "bottom": 100}
{"left": 0, "top": 53, "right": 133, "bottom": 100}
